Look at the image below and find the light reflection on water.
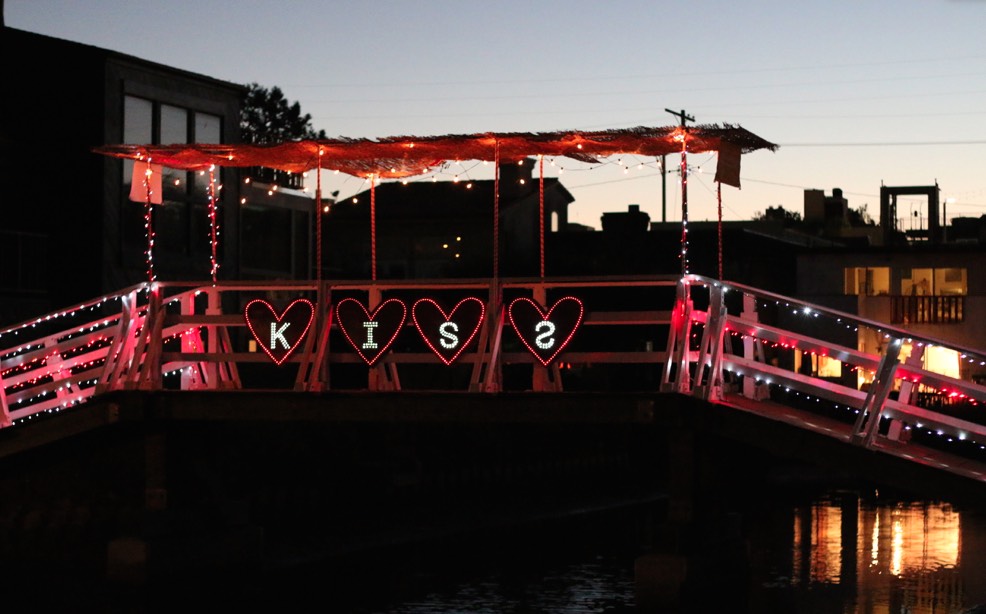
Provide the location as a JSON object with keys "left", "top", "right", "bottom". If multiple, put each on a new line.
{"left": 349, "top": 489, "right": 986, "bottom": 614}
{"left": 783, "top": 494, "right": 976, "bottom": 614}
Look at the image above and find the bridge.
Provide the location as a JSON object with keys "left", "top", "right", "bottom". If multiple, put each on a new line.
{"left": 3, "top": 272, "right": 986, "bottom": 474}
{"left": 2, "top": 273, "right": 986, "bottom": 594}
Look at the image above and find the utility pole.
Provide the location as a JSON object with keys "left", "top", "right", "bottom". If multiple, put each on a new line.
{"left": 665, "top": 108, "right": 694, "bottom": 129}
{"left": 661, "top": 109, "right": 694, "bottom": 223}
{"left": 666, "top": 108, "right": 694, "bottom": 274}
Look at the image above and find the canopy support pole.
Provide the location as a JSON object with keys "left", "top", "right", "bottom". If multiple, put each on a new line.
{"left": 370, "top": 174, "right": 377, "bottom": 282}
{"left": 208, "top": 165, "right": 219, "bottom": 285}
{"left": 539, "top": 155, "right": 545, "bottom": 279}
{"left": 493, "top": 143, "right": 500, "bottom": 287}
{"left": 679, "top": 134, "right": 689, "bottom": 276}
{"left": 316, "top": 149, "right": 323, "bottom": 286}
{"left": 143, "top": 160, "right": 155, "bottom": 282}
{"left": 314, "top": 150, "right": 326, "bottom": 391}
{"left": 717, "top": 181, "right": 723, "bottom": 280}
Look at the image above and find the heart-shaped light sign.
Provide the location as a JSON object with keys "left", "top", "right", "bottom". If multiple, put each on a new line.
{"left": 507, "top": 296, "right": 584, "bottom": 367}
{"left": 334, "top": 298, "right": 407, "bottom": 366}
{"left": 244, "top": 298, "right": 315, "bottom": 365}
{"left": 412, "top": 297, "right": 486, "bottom": 366}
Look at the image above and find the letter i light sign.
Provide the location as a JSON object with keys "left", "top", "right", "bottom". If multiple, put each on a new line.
{"left": 334, "top": 298, "right": 408, "bottom": 366}
{"left": 244, "top": 299, "right": 316, "bottom": 365}
{"left": 507, "top": 297, "right": 584, "bottom": 367}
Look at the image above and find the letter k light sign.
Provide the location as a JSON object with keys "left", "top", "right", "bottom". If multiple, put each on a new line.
{"left": 244, "top": 299, "right": 316, "bottom": 365}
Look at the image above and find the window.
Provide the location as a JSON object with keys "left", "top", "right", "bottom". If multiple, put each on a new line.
{"left": 893, "top": 267, "right": 966, "bottom": 324}
{"left": 122, "top": 95, "right": 223, "bottom": 268}
{"left": 843, "top": 267, "right": 889, "bottom": 295}
{"left": 901, "top": 267, "right": 967, "bottom": 296}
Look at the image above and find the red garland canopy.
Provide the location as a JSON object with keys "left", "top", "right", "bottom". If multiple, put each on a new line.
{"left": 93, "top": 124, "right": 777, "bottom": 180}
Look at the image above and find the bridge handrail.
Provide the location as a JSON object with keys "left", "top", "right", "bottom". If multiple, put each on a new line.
{"left": 706, "top": 275, "right": 986, "bottom": 361}
{"left": 1, "top": 276, "right": 679, "bottom": 424}
{"left": 678, "top": 275, "right": 986, "bottom": 463}
{"left": 3, "top": 274, "right": 986, "bottom": 484}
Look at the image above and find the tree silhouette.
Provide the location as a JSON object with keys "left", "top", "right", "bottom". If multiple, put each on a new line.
{"left": 240, "top": 83, "right": 326, "bottom": 144}
{"left": 754, "top": 205, "right": 802, "bottom": 225}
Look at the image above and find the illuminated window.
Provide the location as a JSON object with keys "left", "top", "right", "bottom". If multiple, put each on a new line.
{"left": 817, "top": 355, "right": 842, "bottom": 378}
{"left": 924, "top": 345, "right": 961, "bottom": 379}
{"left": 901, "top": 267, "right": 966, "bottom": 296}
{"left": 936, "top": 268, "right": 967, "bottom": 296}
{"left": 844, "top": 267, "right": 890, "bottom": 295}
{"left": 900, "top": 342, "right": 961, "bottom": 380}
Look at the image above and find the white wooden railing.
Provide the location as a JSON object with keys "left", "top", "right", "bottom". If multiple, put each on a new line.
{"left": 3, "top": 275, "right": 986, "bottom": 469}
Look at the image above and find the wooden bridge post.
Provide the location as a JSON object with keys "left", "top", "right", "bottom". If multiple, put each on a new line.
{"left": 531, "top": 283, "right": 561, "bottom": 392}
{"left": 203, "top": 287, "right": 221, "bottom": 388}
{"left": 97, "top": 288, "right": 141, "bottom": 393}
{"left": 179, "top": 292, "right": 205, "bottom": 389}
{"left": 739, "top": 292, "right": 769, "bottom": 401}
{"left": 662, "top": 277, "right": 694, "bottom": 394}
{"left": 473, "top": 280, "right": 504, "bottom": 393}
{"left": 852, "top": 337, "right": 902, "bottom": 447}
{"left": 367, "top": 285, "right": 400, "bottom": 391}
{"left": 693, "top": 283, "right": 727, "bottom": 401}
{"left": 117, "top": 285, "right": 163, "bottom": 391}
{"left": 0, "top": 366, "right": 10, "bottom": 427}
{"left": 890, "top": 343, "right": 926, "bottom": 441}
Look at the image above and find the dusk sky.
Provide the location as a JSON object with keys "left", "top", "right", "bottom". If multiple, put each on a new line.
{"left": 7, "top": 0, "right": 986, "bottom": 229}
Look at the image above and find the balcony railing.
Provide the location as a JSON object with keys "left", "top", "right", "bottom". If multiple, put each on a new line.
{"left": 891, "top": 295, "right": 965, "bottom": 324}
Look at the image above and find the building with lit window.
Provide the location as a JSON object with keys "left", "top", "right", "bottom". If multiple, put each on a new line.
{"left": 792, "top": 186, "right": 986, "bottom": 387}
{"left": 0, "top": 26, "right": 247, "bottom": 325}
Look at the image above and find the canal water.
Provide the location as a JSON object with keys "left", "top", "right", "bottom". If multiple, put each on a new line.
{"left": 211, "top": 477, "right": 986, "bottom": 614}
{"left": 44, "top": 456, "right": 986, "bottom": 613}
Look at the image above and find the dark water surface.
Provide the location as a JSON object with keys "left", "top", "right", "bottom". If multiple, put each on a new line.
{"left": 211, "top": 481, "right": 986, "bottom": 614}
{"left": 29, "top": 473, "right": 986, "bottom": 613}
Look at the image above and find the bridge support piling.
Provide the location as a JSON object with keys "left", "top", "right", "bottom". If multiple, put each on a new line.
{"left": 634, "top": 424, "right": 694, "bottom": 611}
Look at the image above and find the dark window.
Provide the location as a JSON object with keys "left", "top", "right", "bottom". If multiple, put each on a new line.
{"left": 121, "top": 95, "right": 223, "bottom": 270}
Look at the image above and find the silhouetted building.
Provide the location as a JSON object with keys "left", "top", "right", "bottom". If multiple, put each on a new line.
{"left": 1, "top": 26, "right": 246, "bottom": 325}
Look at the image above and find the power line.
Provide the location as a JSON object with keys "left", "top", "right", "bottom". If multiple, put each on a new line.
{"left": 781, "top": 140, "right": 986, "bottom": 147}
